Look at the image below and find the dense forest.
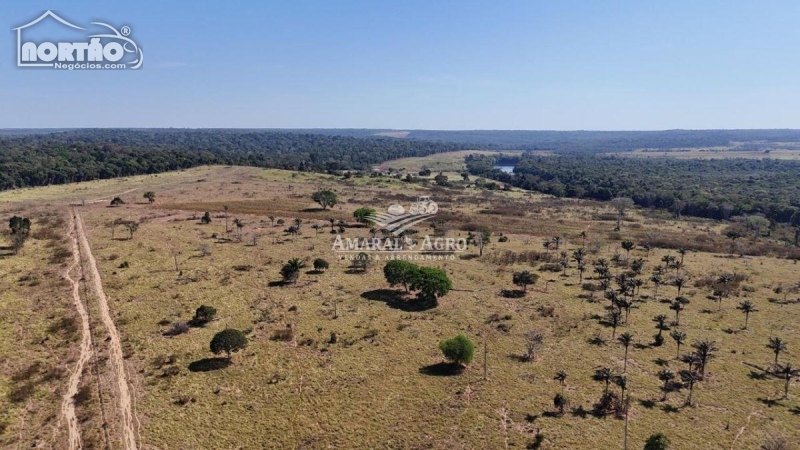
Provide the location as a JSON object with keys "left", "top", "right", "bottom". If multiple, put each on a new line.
{"left": 466, "top": 153, "right": 800, "bottom": 224}
{"left": 283, "top": 129, "right": 800, "bottom": 152}
{"left": 0, "top": 129, "right": 464, "bottom": 190}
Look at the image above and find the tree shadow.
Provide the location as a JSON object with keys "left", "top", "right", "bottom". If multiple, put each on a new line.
{"left": 570, "top": 406, "right": 589, "bottom": 418}
{"left": 188, "top": 357, "right": 231, "bottom": 372}
{"left": 588, "top": 336, "right": 607, "bottom": 346}
{"left": 268, "top": 280, "right": 288, "bottom": 287}
{"left": 299, "top": 207, "right": 328, "bottom": 213}
{"left": 500, "top": 289, "right": 526, "bottom": 298}
{"left": 306, "top": 270, "right": 324, "bottom": 275}
{"left": 757, "top": 397, "right": 781, "bottom": 407}
{"left": 654, "top": 358, "right": 670, "bottom": 367}
{"left": 789, "top": 406, "right": 800, "bottom": 415}
{"left": 661, "top": 404, "right": 680, "bottom": 413}
{"left": 634, "top": 343, "right": 651, "bottom": 350}
{"left": 360, "top": 289, "right": 434, "bottom": 311}
{"left": 748, "top": 370, "right": 768, "bottom": 381}
{"left": 419, "top": 362, "right": 463, "bottom": 376}
{"left": 639, "top": 399, "right": 657, "bottom": 409}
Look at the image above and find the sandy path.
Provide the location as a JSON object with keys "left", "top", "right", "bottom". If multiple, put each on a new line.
{"left": 60, "top": 212, "right": 95, "bottom": 450}
{"left": 75, "top": 212, "right": 139, "bottom": 450}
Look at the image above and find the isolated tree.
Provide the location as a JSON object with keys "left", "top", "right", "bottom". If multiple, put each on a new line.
{"left": 312, "top": 190, "right": 338, "bottom": 210}
{"left": 191, "top": 305, "right": 217, "bottom": 326}
{"left": 621, "top": 240, "right": 635, "bottom": 260}
{"left": 143, "top": 191, "right": 156, "bottom": 203}
{"left": 123, "top": 221, "right": 139, "bottom": 239}
{"left": 618, "top": 332, "right": 634, "bottom": 372}
{"left": 512, "top": 270, "right": 539, "bottom": 293}
{"left": 268, "top": 215, "right": 275, "bottom": 226}
{"left": 439, "top": 334, "right": 475, "bottom": 367}
{"left": 658, "top": 369, "right": 675, "bottom": 401}
{"left": 523, "top": 329, "right": 544, "bottom": 361}
{"left": 201, "top": 212, "right": 212, "bottom": 224}
{"left": 280, "top": 258, "right": 306, "bottom": 284}
{"left": 680, "top": 370, "right": 701, "bottom": 406}
{"left": 611, "top": 197, "right": 634, "bottom": 230}
{"left": 692, "top": 339, "right": 717, "bottom": 375}
{"left": 670, "top": 330, "right": 687, "bottom": 359}
{"left": 313, "top": 258, "right": 329, "bottom": 272}
{"left": 777, "top": 363, "right": 799, "bottom": 398}
{"left": 553, "top": 393, "right": 568, "bottom": 415}
{"left": 353, "top": 207, "right": 376, "bottom": 224}
{"left": 767, "top": 337, "right": 787, "bottom": 367}
{"left": 210, "top": 329, "right": 248, "bottom": 360}
{"left": 644, "top": 433, "right": 670, "bottom": 450}
{"left": 383, "top": 260, "right": 419, "bottom": 292}
{"left": 223, "top": 205, "right": 229, "bottom": 232}
{"left": 409, "top": 266, "right": 452, "bottom": 306}
{"left": 594, "top": 367, "right": 614, "bottom": 395}
{"left": 8, "top": 216, "right": 31, "bottom": 235}
{"left": 736, "top": 300, "right": 757, "bottom": 329}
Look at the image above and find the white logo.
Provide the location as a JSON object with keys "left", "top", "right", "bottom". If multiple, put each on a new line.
{"left": 366, "top": 196, "right": 439, "bottom": 236}
{"left": 13, "top": 11, "right": 143, "bottom": 70}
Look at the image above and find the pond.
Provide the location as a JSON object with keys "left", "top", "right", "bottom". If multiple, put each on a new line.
{"left": 494, "top": 165, "right": 515, "bottom": 174}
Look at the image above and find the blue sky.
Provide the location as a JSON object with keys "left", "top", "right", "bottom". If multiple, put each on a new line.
{"left": 2, "top": 1, "right": 800, "bottom": 129}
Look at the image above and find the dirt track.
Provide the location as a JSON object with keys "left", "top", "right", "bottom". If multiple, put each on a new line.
{"left": 68, "top": 211, "right": 139, "bottom": 450}
{"left": 60, "top": 213, "right": 94, "bottom": 450}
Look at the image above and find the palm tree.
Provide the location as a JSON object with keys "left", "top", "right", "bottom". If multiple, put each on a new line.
{"left": 673, "top": 276, "right": 686, "bottom": 295}
{"left": 594, "top": 367, "right": 614, "bottom": 395}
{"left": 621, "top": 240, "right": 635, "bottom": 261}
{"left": 681, "top": 353, "right": 699, "bottom": 371}
{"left": 736, "top": 300, "right": 757, "bottom": 329}
{"left": 554, "top": 370, "right": 568, "bottom": 393}
{"left": 669, "top": 300, "right": 684, "bottom": 325}
{"left": 653, "top": 314, "right": 669, "bottom": 338}
{"left": 680, "top": 370, "right": 701, "bottom": 406}
{"left": 658, "top": 369, "right": 675, "bottom": 401}
{"left": 223, "top": 205, "right": 230, "bottom": 232}
{"left": 618, "top": 332, "right": 634, "bottom": 372}
{"left": 670, "top": 330, "right": 687, "bottom": 359}
{"left": 777, "top": 363, "right": 799, "bottom": 398}
{"left": 608, "top": 310, "right": 622, "bottom": 338}
{"left": 280, "top": 258, "right": 306, "bottom": 284}
{"left": 677, "top": 248, "right": 687, "bottom": 264}
{"left": 767, "top": 337, "right": 788, "bottom": 367}
{"left": 650, "top": 274, "right": 663, "bottom": 299}
{"left": 615, "top": 375, "right": 627, "bottom": 399}
{"left": 692, "top": 340, "right": 718, "bottom": 376}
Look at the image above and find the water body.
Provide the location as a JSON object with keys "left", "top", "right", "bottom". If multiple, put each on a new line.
{"left": 494, "top": 165, "right": 515, "bottom": 173}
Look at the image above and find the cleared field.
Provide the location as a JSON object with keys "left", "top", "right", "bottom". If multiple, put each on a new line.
{"left": 0, "top": 164, "right": 798, "bottom": 449}
{"left": 613, "top": 147, "right": 800, "bottom": 160}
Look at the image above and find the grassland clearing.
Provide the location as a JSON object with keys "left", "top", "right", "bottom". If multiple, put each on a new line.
{"left": 0, "top": 164, "right": 798, "bottom": 448}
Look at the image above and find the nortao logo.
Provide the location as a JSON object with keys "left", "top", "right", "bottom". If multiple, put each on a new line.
{"left": 366, "top": 196, "right": 439, "bottom": 236}
{"left": 13, "top": 11, "right": 143, "bottom": 70}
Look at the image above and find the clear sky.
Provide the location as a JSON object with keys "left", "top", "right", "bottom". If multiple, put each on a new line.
{"left": 2, "top": 1, "right": 800, "bottom": 130}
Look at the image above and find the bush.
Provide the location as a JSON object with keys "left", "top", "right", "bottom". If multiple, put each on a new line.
{"left": 439, "top": 334, "right": 475, "bottom": 367}
{"left": 313, "top": 258, "right": 329, "bottom": 271}
{"left": 539, "top": 263, "right": 563, "bottom": 272}
{"left": 644, "top": 433, "right": 670, "bottom": 450}
{"left": 498, "top": 236, "right": 509, "bottom": 242}
{"left": 190, "top": 305, "right": 217, "bottom": 327}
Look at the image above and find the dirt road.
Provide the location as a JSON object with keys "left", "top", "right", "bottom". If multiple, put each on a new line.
{"left": 72, "top": 212, "right": 139, "bottom": 450}
{"left": 60, "top": 213, "right": 95, "bottom": 450}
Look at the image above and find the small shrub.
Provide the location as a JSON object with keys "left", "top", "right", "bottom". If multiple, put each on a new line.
{"left": 439, "top": 334, "right": 475, "bottom": 367}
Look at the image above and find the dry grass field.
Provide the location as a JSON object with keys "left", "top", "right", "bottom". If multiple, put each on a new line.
{"left": 0, "top": 164, "right": 798, "bottom": 449}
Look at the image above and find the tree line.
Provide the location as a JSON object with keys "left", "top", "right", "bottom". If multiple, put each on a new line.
{"left": 466, "top": 154, "right": 800, "bottom": 225}
{"left": 0, "top": 129, "right": 465, "bottom": 190}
